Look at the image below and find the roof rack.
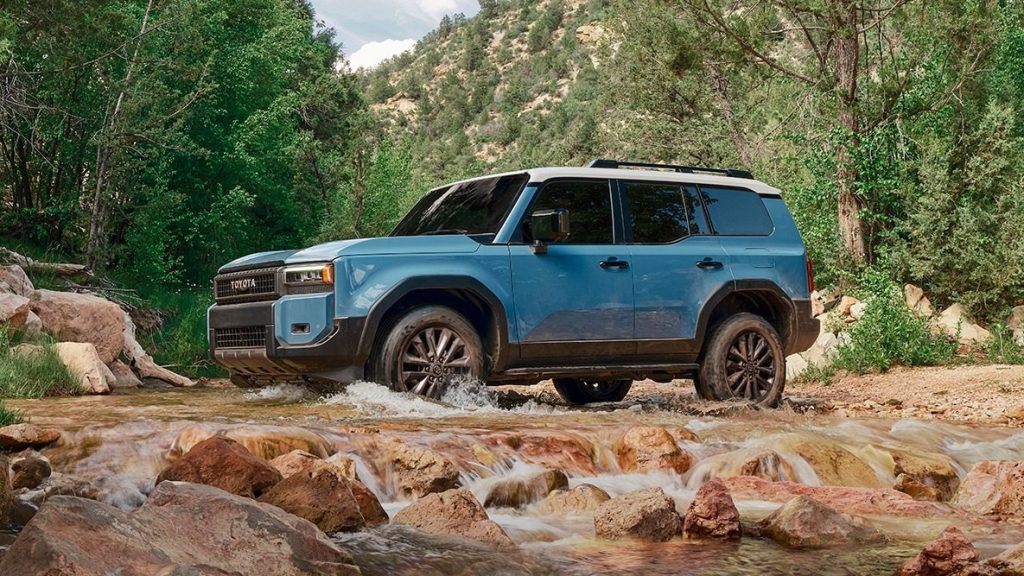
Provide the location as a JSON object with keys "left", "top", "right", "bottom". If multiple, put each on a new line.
{"left": 586, "top": 159, "right": 754, "bottom": 180}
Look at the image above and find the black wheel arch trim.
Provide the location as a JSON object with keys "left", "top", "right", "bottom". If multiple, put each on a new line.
{"left": 355, "top": 275, "right": 513, "bottom": 372}
{"left": 694, "top": 279, "right": 816, "bottom": 356}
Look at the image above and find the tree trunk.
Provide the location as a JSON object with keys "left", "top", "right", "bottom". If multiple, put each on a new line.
{"left": 707, "top": 62, "right": 752, "bottom": 167}
{"left": 834, "top": 0, "right": 867, "bottom": 264}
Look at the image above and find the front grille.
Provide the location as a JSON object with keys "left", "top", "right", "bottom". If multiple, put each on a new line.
{"left": 215, "top": 267, "right": 279, "bottom": 303}
{"left": 214, "top": 326, "right": 267, "bottom": 349}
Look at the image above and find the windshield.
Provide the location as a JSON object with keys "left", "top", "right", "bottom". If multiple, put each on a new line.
{"left": 391, "top": 174, "right": 529, "bottom": 237}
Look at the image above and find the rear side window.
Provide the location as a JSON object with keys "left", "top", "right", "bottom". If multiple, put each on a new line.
{"left": 700, "top": 186, "right": 774, "bottom": 236}
{"left": 623, "top": 182, "right": 708, "bottom": 243}
{"left": 530, "top": 180, "right": 614, "bottom": 244}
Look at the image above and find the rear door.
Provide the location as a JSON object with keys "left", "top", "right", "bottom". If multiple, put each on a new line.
{"left": 699, "top": 185, "right": 778, "bottom": 282}
{"left": 622, "top": 180, "right": 731, "bottom": 359}
{"left": 509, "top": 179, "right": 635, "bottom": 364}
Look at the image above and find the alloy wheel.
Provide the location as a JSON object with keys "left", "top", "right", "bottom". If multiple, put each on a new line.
{"left": 398, "top": 326, "right": 472, "bottom": 398}
{"left": 725, "top": 330, "right": 776, "bottom": 401}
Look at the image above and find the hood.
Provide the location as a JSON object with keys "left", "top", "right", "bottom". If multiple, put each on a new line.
{"left": 218, "top": 250, "right": 298, "bottom": 273}
{"left": 285, "top": 235, "right": 483, "bottom": 264}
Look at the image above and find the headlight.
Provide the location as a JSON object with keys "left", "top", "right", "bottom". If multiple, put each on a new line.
{"left": 284, "top": 263, "right": 334, "bottom": 286}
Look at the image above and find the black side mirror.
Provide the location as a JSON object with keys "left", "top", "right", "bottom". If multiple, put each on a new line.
{"left": 529, "top": 208, "right": 570, "bottom": 254}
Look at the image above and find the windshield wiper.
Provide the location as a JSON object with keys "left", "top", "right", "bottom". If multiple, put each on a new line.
{"left": 420, "top": 229, "right": 469, "bottom": 236}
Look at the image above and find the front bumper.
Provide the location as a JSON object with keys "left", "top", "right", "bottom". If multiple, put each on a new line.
{"left": 789, "top": 299, "right": 820, "bottom": 354}
{"left": 208, "top": 301, "right": 367, "bottom": 383}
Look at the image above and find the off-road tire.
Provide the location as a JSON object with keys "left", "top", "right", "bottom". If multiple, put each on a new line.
{"left": 552, "top": 378, "right": 633, "bottom": 405}
{"left": 367, "top": 305, "right": 485, "bottom": 399}
{"left": 697, "top": 313, "right": 786, "bottom": 408}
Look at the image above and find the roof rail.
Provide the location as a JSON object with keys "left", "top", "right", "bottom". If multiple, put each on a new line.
{"left": 586, "top": 159, "right": 754, "bottom": 180}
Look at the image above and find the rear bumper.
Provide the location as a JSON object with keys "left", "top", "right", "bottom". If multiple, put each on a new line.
{"left": 208, "top": 301, "right": 366, "bottom": 383}
{"left": 789, "top": 299, "right": 820, "bottom": 354}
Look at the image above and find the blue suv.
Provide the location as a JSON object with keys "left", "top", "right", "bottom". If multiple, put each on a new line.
{"left": 208, "top": 160, "right": 819, "bottom": 407}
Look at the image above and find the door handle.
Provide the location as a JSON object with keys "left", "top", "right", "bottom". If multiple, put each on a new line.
{"left": 696, "top": 258, "right": 724, "bottom": 270}
{"left": 600, "top": 258, "right": 630, "bottom": 270}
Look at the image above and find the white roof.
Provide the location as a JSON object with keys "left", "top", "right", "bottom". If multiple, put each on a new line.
{"left": 437, "top": 166, "right": 782, "bottom": 196}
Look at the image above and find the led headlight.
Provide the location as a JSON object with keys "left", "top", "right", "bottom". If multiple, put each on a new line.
{"left": 284, "top": 263, "right": 334, "bottom": 285}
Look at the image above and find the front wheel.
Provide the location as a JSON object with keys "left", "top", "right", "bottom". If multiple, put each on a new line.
{"left": 368, "top": 305, "right": 485, "bottom": 399}
{"left": 553, "top": 378, "right": 633, "bottom": 405}
{"left": 698, "top": 313, "right": 786, "bottom": 408}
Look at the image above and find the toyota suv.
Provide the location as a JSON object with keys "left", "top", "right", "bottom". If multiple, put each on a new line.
{"left": 208, "top": 160, "right": 819, "bottom": 406}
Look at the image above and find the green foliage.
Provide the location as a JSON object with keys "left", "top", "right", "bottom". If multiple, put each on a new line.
{"left": 984, "top": 323, "right": 1024, "bottom": 365}
{"left": 0, "top": 400, "right": 23, "bottom": 426}
{"left": 138, "top": 291, "right": 222, "bottom": 378}
{"left": 831, "top": 270, "right": 958, "bottom": 373}
{"left": 0, "top": 328, "right": 79, "bottom": 399}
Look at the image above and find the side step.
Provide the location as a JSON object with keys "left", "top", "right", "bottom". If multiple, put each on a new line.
{"left": 497, "top": 363, "right": 699, "bottom": 381}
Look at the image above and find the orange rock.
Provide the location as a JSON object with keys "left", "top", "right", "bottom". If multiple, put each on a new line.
{"left": 613, "top": 426, "right": 692, "bottom": 475}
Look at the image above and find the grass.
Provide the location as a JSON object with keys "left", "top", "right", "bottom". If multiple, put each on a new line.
{"left": 0, "top": 327, "right": 80, "bottom": 400}
{"left": 137, "top": 290, "right": 225, "bottom": 378}
{"left": 0, "top": 400, "right": 24, "bottom": 425}
{"left": 985, "top": 322, "right": 1024, "bottom": 365}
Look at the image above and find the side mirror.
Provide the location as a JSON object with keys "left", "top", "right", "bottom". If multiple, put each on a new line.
{"left": 529, "top": 208, "right": 570, "bottom": 254}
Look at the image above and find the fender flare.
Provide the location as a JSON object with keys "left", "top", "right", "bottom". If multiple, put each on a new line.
{"left": 693, "top": 279, "right": 797, "bottom": 353}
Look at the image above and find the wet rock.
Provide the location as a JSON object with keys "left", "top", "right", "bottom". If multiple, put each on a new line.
{"left": 484, "top": 469, "right": 568, "bottom": 509}
{"left": 895, "top": 474, "right": 941, "bottom": 502}
{"left": 271, "top": 450, "right": 358, "bottom": 481}
{"left": 791, "top": 438, "right": 883, "bottom": 488}
{"left": 11, "top": 453, "right": 51, "bottom": 490}
{"left": 891, "top": 451, "right": 960, "bottom": 502}
{"left": 594, "top": 487, "right": 683, "bottom": 542}
{"left": 172, "top": 425, "right": 333, "bottom": 461}
{"left": 754, "top": 495, "right": 884, "bottom": 549}
{"left": 108, "top": 359, "right": 142, "bottom": 389}
{"left": 954, "top": 460, "right": 1024, "bottom": 516}
{"left": 488, "top": 431, "right": 597, "bottom": 475}
{"left": 936, "top": 304, "right": 991, "bottom": 346}
{"left": 693, "top": 449, "right": 796, "bottom": 483}
{"left": 897, "top": 526, "right": 978, "bottom": 576}
{"left": 0, "top": 265, "right": 33, "bottom": 297}
{"left": 393, "top": 488, "right": 515, "bottom": 549}
{"left": 905, "top": 284, "right": 934, "bottom": 317}
{"left": 24, "top": 472, "right": 101, "bottom": 503}
{"left": 30, "top": 289, "right": 127, "bottom": 363}
{"left": 378, "top": 437, "right": 461, "bottom": 499}
{"left": 721, "top": 476, "right": 948, "bottom": 518}
{"left": 54, "top": 342, "right": 114, "bottom": 394}
{"left": 0, "top": 423, "right": 61, "bottom": 451}
{"left": 613, "top": 426, "right": 692, "bottom": 475}
{"left": 157, "top": 436, "right": 282, "bottom": 498}
{"left": 325, "top": 453, "right": 359, "bottom": 479}
{"left": 683, "top": 479, "right": 741, "bottom": 539}
{"left": 0, "top": 481, "right": 360, "bottom": 576}
{"left": 258, "top": 464, "right": 388, "bottom": 534}
{"left": 0, "top": 455, "right": 10, "bottom": 527}
{"left": 0, "top": 293, "right": 30, "bottom": 329}
{"left": 9, "top": 498, "right": 37, "bottom": 526}
{"left": 987, "top": 539, "right": 1024, "bottom": 574}
{"left": 536, "top": 484, "right": 610, "bottom": 515}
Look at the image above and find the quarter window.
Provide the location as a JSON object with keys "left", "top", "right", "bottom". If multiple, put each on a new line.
{"left": 624, "top": 182, "right": 695, "bottom": 243}
{"left": 529, "top": 180, "right": 614, "bottom": 244}
{"left": 700, "top": 186, "right": 774, "bottom": 236}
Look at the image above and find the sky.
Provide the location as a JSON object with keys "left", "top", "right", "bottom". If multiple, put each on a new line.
{"left": 309, "top": 0, "right": 481, "bottom": 69}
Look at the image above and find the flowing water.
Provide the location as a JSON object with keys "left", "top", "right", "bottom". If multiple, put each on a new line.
{"left": 6, "top": 380, "right": 1024, "bottom": 575}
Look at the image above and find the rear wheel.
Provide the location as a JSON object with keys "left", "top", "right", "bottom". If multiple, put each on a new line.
{"left": 553, "top": 378, "right": 633, "bottom": 405}
{"left": 697, "top": 313, "right": 785, "bottom": 407}
{"left": 368, "top": 305, "right": 485, "bottom": 399}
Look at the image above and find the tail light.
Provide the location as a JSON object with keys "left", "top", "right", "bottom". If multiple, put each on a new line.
{"left": 806, "top": 258, "right": 815, "bottom": 294}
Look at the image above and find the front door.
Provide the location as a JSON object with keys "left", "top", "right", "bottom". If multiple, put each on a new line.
{"left": 509, "top": 179, "right": 634, "bottom": 364}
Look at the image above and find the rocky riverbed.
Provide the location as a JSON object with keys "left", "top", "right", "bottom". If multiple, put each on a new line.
{"left": 3, "top": 379, "right": 1024, "bottom": 575}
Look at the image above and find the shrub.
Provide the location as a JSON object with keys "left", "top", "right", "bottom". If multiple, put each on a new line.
{"left": 985, "top": 322, "right": 1024, "bottom": 365}
{"left": 830, "top": 270, "right": 958, "bottom": 373}
{"left": 0, "top": 327, "right": 79, "bottom": 399}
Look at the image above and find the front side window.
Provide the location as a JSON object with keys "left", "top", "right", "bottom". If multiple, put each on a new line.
{"left": 392, "top": 174, "right": 529, "bottom": 237}
{"left": 624, "top": 181, "right": 709, "bottom": 243}
{"left": 528, "top": 180, "right": 614, "bottom": 244}
{"left": 700, "top": 186, "right": 774, "bottom": 236}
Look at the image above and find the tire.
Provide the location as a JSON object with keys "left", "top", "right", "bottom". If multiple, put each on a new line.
{"left": 552, "top": 378, "right": 633, "bottom": 405}
{"left": 697, "top": 313, "right": 786, "bottom": 408}
{"left": 692, "top": 372, "right": 715, "bottom": 401}
{"left": 367, "top": 305, "right": 485, "bottom": 399}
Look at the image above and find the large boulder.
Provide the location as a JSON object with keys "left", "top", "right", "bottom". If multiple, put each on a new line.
{"left": 484, "top": 469, "right": 568, "bottom": 509}
{"left": 0, "top": 265, "right": 33, "bottom": 296}
{"left": 897, "top": 526, "right": 978, "bottom": 576}
{"left": 691, "top": 449, "right": 797, "bottom": 483}
{"left": 890, "top": 451, "right": 960, "bottom": 502}
{"left": 157, "top": 436, "right": 282, "bottom": 498}
{"left": 721, "top": 476, "right": 948, "bottom": 518}
{"left": 536, "top": 484, "right": 610, "bottom": 515}
{"left": 271, "top": 450, "right": 358, "bottom": 481}
{"left": 0, "top": 293, "right": 30, "bottom": 329}
{"left": 791, "top": 438, "right": 882, "bottom": 488}
{"left": 754, "top": 495, "right": 885, "bottom": 549}
{"left": 613, "top": 426, "right": 692, "bottom": 475}
{"left": 935, "top": 304, "right": 991, "bottom": 345}
{"left": 0, "top": 481, "right": 360, "bottom": 576}
{"left": 905, "top": 284, "right": 934, "bottom": 317}
{"left": 108, "top": 359, "right": 142, "bottom": 389}
{"left": 682, "top": 479, "right": 741, "bottom": 539}
{"left": 594, "top": 487, "right": 682, "bottom": 542}
{"left": 258, "top": 464, "right": 388, "bottom": 534}
{"left": 54, "top": 342, "right": 114, "bottom": 395}
{"left": 1010, "top": 306, "right": 1024, "bottom": 347}
{"left": 376, "top": 437, "right": 461, "bottom": 499}
{"left": 392, "top": 488, "right": 515, "bottom": 548}
{"left": 30, "top": 289, "right": 126, "bottom": 363}
{"left": 803, "top": 331, "right": 840, "bottom": 367}
{"left": 486, "top": 431, "right": 597, "bottom": 475}
{"left": 172, "top": 425, "right": 333, "bottom": 461}
{"left": 953, "top": 460, "right": 1024, "bottom": 516}
{"left": 0, "top": 423, "right": 61, "bottom": 451}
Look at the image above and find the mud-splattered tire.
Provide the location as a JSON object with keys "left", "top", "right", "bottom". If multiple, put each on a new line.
{"left": 367, "top": 305, "right": 485, "bottom": 399}
{"left": 697, "top": 313, "right": 786, "bottom": 408}
{"left": 552, "top": 378, "right": 633, "bottom": 405}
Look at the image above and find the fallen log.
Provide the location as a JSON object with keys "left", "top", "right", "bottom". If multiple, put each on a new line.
{"left": 0, "top": 247, "right": 93, "bottom": 279}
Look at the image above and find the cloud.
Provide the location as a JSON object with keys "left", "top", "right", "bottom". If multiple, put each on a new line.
{"left": 349, "top": 38, "right": 418, "bottom": 70}
{"left": 309, "top": 0, "right": 479, "bottom": 55}
{"left": 418, "top": 0, "right": 459, "bottom": 18}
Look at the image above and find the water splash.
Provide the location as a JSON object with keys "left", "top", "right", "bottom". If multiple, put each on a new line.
{"left": 244, "top": 384, "right": 309, "bottom": 403}
{"left": 320, "top": 380, "right": 563, "bottom": 418}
